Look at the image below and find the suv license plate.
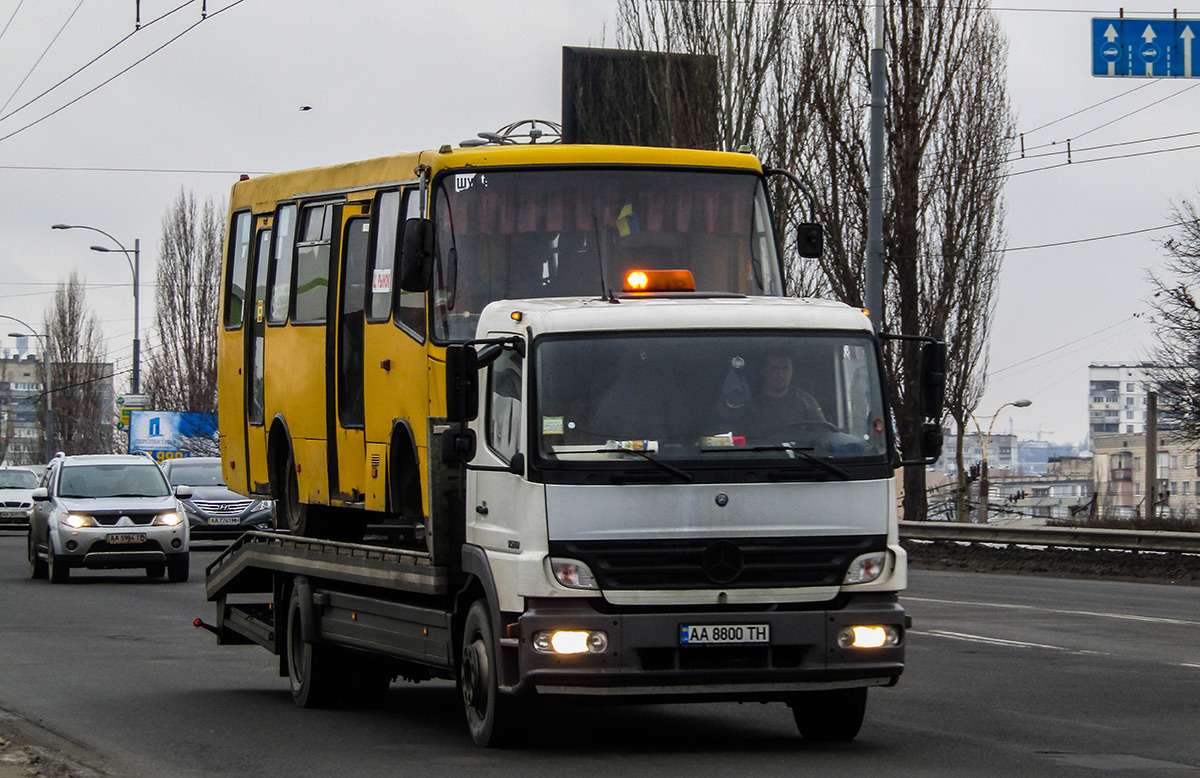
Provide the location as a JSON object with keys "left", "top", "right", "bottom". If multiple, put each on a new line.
{"left": 680, "top": 624, "right": 770, "bottom": 646}
{"left": 106, "top": 533, "right": 147, "bottom": 544}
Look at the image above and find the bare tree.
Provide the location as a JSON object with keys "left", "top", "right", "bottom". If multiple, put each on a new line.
{"left": 1147, "top": 198, "right": 1200, "bottom": 443}
{"left": 616, "top": 0, "right": 1013, "bottom": 520}
{"left": 41, "top": 272, "right": 113, "bottom": 454}
{"left": 143, "top": 189, "right": 223, "bottom": 413}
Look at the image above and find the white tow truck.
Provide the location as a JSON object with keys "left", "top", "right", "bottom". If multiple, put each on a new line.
{"left": 201, "top": 279, "right": 944, "bottom": 747}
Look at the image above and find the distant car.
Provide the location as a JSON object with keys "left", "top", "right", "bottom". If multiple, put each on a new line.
{"left": 28, "top": 454, "right": 191, "bottom": 583}
{"left": 159, "top": 457, "right": 274, "bottom": 539}
{"left": 0, "top": 466, "right": 39, "bottom": 528}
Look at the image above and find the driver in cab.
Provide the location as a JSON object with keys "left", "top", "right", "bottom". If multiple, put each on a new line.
{"left": 723, "top": 353, "right": 826, "bottom": 439}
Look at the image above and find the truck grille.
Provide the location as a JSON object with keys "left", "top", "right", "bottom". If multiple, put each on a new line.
{"left": 548, "top": 535, "right": 887, "bottom": 590}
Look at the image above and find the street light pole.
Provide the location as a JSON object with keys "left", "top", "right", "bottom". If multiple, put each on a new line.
{"left": 1, "top": 316, "right": 52, "bottom": 462}
{"left": 971, "top": 399, "right": 1032, "bottom": 524}
{"left": 50, "top": 225, "right": 141, "bottom": 395}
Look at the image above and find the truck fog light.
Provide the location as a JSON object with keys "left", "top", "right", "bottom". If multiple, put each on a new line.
{"left": 842, "top": 551, "right": 886, "bottom": 585}
{"left": 837, "top": 625, "right": 901, "bottom": 649}
{"left": 533, "top": 630, "right": 609, "bottom": 655}
{"left": 549, "top": 558, "right": 598, "bottom": 590}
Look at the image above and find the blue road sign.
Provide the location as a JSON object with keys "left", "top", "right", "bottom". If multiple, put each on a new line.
{"left": 1093, "top": 18, "right": 1200, "bottom": 77}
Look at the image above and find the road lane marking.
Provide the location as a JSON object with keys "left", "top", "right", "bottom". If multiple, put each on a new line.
{"left": 905, "top": 596, "right": 1200, "bottom": 628}
{"left": 916, "top": 629, "right": 1110, "bottom": 655}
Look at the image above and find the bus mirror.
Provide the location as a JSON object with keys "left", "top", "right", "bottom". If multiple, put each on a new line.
{"left": 919, "top": 341, "right": 947, "bottom": 419}
{"left": 445, "top": 344, "right": 479, "bottom": 423}
{"left": 399, "top": 218, "right": 434, "bottom": 292}
{"left": 797, "top": 223, "right": 823, "bottom": 258}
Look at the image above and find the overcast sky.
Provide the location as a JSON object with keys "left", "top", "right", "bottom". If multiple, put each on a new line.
{"left": 0, "top": 0, "right": 1195, "bottom": 446}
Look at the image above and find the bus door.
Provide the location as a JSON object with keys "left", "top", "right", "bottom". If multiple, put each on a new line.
{"left": 331, "top": 206, "right": 370, "bottom": 504}
{"left": 243, "top": 217, "right": 272, "bottom": 494}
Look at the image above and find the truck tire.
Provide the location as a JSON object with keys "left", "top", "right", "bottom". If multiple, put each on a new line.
{"left": 28, "top": 532, "right": 47, "bottom": 580}
{"left": 286, "top": 587, "right": 339, "bottom": 708}
{"left": 460, "top": 600, "right": 524, "bottom": 747}
{"left": 789, "top": 687, "right": 867, "bottom": 742}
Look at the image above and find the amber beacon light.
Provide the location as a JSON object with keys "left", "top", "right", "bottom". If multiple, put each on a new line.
{"left": 622, "top": 269, "right": 696, "bottom": 293}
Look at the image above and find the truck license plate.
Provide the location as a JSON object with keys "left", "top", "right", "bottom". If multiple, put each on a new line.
{"left": 680, "top": 624, "right": 770, "bottom": 646}
{"left": 106, "top": 533, "right": 146, "bottom": 544}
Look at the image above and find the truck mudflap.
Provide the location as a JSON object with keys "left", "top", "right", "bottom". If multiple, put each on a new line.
{"left": 507, "top": 594, "right": 904, "bottom": 699}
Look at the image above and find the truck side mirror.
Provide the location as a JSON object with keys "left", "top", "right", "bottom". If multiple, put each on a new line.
{"left": 919, "top": 421, "right": 944, "bottom": 463}
{"left": 797, "top": 223, "right": 823, "bottom": 258}
{"left": 445, "top": 344, "right": 479, "bottom": 423}
{"left": 398, "top": 218, "right": 434, "bottom": 292}
{"left": 919, "top": 341, "right": 947, "bottom": 419}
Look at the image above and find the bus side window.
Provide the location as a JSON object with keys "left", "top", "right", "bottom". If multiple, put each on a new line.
{"left": 368, "top": 190, "right": 400, "bottom": 323}
{"left": 294, "top": 203, "right": 332, "bottom": 323}
{"left": 396, "top": 190, "right": 426, "bottom": 339}
{"left": 224, "top": 210, "right": 252, "bottom": 329}
{"left": 268, "top": 203, "right": 297, "bottom": 324}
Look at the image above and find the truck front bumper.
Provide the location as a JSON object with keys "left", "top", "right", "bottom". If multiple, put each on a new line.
{"left": 507, "top": 594, "right": 905, "bottom": 699}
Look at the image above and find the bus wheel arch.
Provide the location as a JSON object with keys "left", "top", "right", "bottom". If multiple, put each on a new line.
{"left": 388, "top": 420, "right": 423, "bottom": 523}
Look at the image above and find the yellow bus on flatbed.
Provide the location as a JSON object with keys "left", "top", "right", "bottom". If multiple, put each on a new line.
{"left": 218, "top": 142, "right": 785, "bottom": 543}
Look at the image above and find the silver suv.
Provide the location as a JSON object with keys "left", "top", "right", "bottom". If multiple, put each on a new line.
{"left": 28, "top": 454, "right": 191, "bottom": 583}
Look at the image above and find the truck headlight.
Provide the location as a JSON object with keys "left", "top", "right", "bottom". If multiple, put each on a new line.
{"left": 837, "top": 625, "right": 901, "bottom": 649}
{"left": 532, "top": 630, "right": 609, "bottom": 655}
{"left": 549, "top": 558, "right": 598, "bottom": 590}
{"left": 842, "top": 551, "right": 886, "bottom": 585}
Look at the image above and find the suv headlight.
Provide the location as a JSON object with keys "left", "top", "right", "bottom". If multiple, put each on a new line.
{"left": 62, "top": 514, "right": 96, "bottom": 528}
{"left": 153, "top": 512, "right": 184, "bottom": 527}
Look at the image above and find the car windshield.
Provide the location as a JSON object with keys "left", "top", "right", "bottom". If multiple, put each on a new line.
{"left": 58, "top": 463, "right": 171, "bottom": 499}
{"left": 164, "top": 461, "right": 224, "bottom": 487}
{"left": 535, "top": 332, "right": 889, "bottom": 467}
{"left": 432, "top": 168, "right": 781, "bottom": 341}
{"left": 0, "top": 470, "right": 37, "bottom": 489}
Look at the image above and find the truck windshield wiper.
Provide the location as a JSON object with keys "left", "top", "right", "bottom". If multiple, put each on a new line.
{"left": 590, "top": 448, "right": 694, "bottom": 482}
{"left": 701, "top": 445, "right": 851, "bottom": 480}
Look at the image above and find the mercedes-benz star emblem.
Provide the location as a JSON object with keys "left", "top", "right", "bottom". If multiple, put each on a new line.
{"left": 702, "top": 540, "right": 744, "bottom": 584}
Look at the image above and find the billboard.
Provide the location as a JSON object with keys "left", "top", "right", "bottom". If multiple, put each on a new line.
{"left": 128, "top": 411, "right": 218, "bottom": 462}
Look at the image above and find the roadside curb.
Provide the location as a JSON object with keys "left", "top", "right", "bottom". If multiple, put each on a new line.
{"left": 0, "top": 709, "right": 111, "bottom": 778}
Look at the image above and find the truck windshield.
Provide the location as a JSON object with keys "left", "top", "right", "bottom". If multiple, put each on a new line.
{"left": 534, "top": 332, "right": 889, "bottom": 470}
{"left": 432, "top": 169, "right": 781, "bottom": 341}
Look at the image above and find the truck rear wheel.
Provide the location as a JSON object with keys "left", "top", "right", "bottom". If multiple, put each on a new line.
{"left": 287, "top": 587, "right": 339, "bottom": 708}
{"left": 789, "top": 687, "right": 867, "bottom": 742}
{"left": 460, "top": 600, "right": 523, "bottom": 747}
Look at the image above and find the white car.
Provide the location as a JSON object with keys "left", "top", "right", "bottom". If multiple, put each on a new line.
{"left": 0, "top": 466, "right": 39, "bottom": 528}
{"left": 28, "top": 454, "right": 191, "bottom": 583}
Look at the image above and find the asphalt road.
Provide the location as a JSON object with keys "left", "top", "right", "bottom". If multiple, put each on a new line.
{"left": 0, "top": 532, "right": 1197, "bottom": 777}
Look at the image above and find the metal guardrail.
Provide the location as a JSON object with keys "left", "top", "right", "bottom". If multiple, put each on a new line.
{"left": 899, "top": 520, "right": 1200, "bottom": 554}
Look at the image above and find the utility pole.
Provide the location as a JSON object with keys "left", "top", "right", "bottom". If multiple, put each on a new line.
{"left": 866, "top": 0, "right": 885, "bottom": 331}
{"left": 1145, "top": 390, "right": 1157, "bottom": 520}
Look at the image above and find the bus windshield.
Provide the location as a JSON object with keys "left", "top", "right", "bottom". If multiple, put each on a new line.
{"left": 432, "top": 168, "right": 782, "bottom": 341}
{"left": 534, "top": 332, "right": 889, "bottom": 470}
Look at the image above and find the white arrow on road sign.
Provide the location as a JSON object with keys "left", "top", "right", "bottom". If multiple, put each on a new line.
{"left": 1184, "top": 25, "right": 1196, "bottom": 77}
{"left": 1142, "top": 24, "right": 1159, "bottom": 77}
{"left": 1105, "top": 23, "right": 1120, "bottom": 75}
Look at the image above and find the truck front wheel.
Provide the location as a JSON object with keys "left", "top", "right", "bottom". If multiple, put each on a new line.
{"left": 789, "top": 687, "right": 867, "bottom": 741}
{"left": 460, "top": 600, "right": 523, "bottom": 747}
{"left": 287, "top": 588, "right": 339, "bottom": 708}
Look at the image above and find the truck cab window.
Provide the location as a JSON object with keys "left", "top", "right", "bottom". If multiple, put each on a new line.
{"left": 487, "top": 348, "right": 523, "bottom": 463}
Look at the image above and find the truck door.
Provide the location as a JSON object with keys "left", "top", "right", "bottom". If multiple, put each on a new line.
{"left": 466, "top": 342, "right": 537, "bottom": 557}
{"left": 331, "top": 208, "right": 369, "bottom": 503}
